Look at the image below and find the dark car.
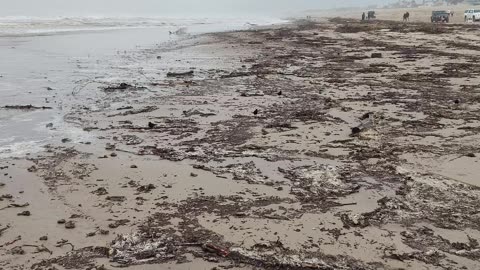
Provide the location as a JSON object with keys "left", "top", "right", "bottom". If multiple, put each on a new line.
{"left": 431, "top": 11, "right": 450, "bottom": 23}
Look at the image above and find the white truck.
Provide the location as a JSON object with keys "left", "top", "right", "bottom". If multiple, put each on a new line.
{"left": 464, "top": 9, "right": 480, "bottom": 22}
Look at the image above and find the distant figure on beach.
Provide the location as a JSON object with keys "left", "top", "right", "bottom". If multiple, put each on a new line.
{"left": 362, "top": 12, "right": 366, "bottom": 21}
{"left": 403, "top": 12, "right": 410, "bottom": 22}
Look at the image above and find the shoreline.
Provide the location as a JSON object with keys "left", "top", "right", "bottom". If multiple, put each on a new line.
{"left": 1, "top": 17, "right": 480, "bottom": 270}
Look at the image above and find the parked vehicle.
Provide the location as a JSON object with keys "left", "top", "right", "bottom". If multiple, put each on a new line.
{"left": 431, "top": 11, "right": 450, "bottom": 23}
{"left": 464, "top": 9, "right": 480, "bottom": 22}
{"left": 367, "top": 11, "right": 376, "bottom": 20}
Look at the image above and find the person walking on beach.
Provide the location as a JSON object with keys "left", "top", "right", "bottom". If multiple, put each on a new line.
{"left": 362, "top": 12, "right": 366, "bottom": 21}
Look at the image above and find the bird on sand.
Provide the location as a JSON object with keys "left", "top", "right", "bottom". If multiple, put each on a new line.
{"left": 253, "top": 109, "right": 259, "bottom": 115}
{"left": 278, "top": 91, "right": 282, "bottom": 96}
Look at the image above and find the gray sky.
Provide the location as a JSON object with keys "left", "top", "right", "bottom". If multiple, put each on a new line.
{"left": 0, "top": 0, "right": 389, "bottom": 17}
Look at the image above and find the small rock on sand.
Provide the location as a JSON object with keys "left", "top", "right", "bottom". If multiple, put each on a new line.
{"left": 39, "top": 236, "right": 48, "bottom": 241}
{"left": 57, "top": 219, "right": 66, "bottom": 224}
{"left": 17, "top": 211, "right": 31, "bottom": 216}
{"left": 65, "top": 221, "right": 76, "bottom": 229}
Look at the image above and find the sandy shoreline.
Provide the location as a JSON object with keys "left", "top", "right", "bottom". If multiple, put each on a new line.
{"left": 2, "top": 15, "right": 480, "bottom": 270}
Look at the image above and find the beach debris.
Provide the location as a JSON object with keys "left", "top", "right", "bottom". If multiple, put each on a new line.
{"left": 148, "top": 122, "right": 156, "bottom": 129}
{"left": 1, "top": 194, "right": 12, "bottom": 199}
{"left": 108, "top": 219, "right": 130, "bottom": 229}
{"left": 466, "top": 153, "right": 476, "bottom": 158}
{"left": 1, "top": 105, "right": 52, "bottom": 110}
{"left": 61, "top": 138, "right": 71, "bottom": 143}
{"left": 9, "top": 203, "right": 30, "bottom": 208}
{"left": 46, "top": 123, "right": 54, "bottom": 128}
{"left": 167, "top": 70, "right": 194, "bottom": 77}
{"left": 110, "top": 152, "right": 117, "bottom": 157}
{"left": 56, "top": 239, "right": 75, "bottom": 250}
{"left": 117, "top": 106, "right": 134, "bottom": 110}
{"left": 106, "top": 196, "right": 126, "bottom": 202}
{"left": 351, "top": 126, "right": 362, "bottom": 135}
{"left": 92, "top": 187, "right": 108, "bottom": 196}
{"left": 112, "top": 106, "right": 157, "bottom": 116}
{"left": 39, "top": 236, "right": 48, "bottom": 241}
{"left": 24, "top": 244, "right": 53, "bottom": 255}
{"left": 182, "top": 108, "right": 216, "bottom": 117}
{"left": 240, "top": 90, "right": 265, "bottom": 97}
{"left": 57, "top": 219, "right": 66, "bottom": 224}
{"left": 371, "top": 52, "right": 383, "bottom": 58}
{"left": 65, "top": 221, "right": 76, "bottom": 229}
{"left": 340, "top": 213, "right": 369, "bottom": 228}
{"left": 202, "top": 243, "right": 230, "bottom": 257}
{"left": 279, "top": 165, "right": 360, "bottom": 197}
{"left": 109, "top": 232, "right": 197, "bottom": 264}
{"left": 103, "top": 83, "right": 145, "bottom": 92}
{"left": 105, "top": 143, "right": 116, "bottom": 150}
{"left": 17, "top": 211, "right": 31, "bottom": 216}
{"left": 130, "top": 165, "right": 138, "bottom": 169}
{"left": 0, "top": 225, "right": 10, "bottom": 236}
{"left": 1, "top": 235, "right": 21, "bottom": 247}
{"left": 229, "top": 244, "right": 370, "bottom": 269}
{"left": 119, "top": 135, "right": 143, "bottom": 145}
{"left": 10, "top": 246, "right": 25, "bottom": 255}
{"left": 136, "top": 184, "right": 156, "bottom": 193}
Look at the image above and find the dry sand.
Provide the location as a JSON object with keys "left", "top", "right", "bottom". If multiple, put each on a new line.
{"left": 2, "top": 10, "right": 480, "bottom": 270}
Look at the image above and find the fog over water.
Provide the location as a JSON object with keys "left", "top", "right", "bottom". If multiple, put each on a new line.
{"left": 1, "top": 0, "right": 390, "bottom": 17}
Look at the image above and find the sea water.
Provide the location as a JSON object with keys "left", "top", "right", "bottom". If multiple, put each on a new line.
{"left": 0, "top": 16, "right": 286, "bottom": 158}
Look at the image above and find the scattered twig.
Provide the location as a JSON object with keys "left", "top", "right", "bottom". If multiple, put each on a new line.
{"left": 0, "top": 235, "right": 21, "bottom": 248}
{"left": 55, "top": 239, "right": 75, "bottom": 251}
{"left": 2, "top": 105, "right": 52, "bottom": 110}
{"left": 0, "top": 225, "right": 10, "bottom": 236}
{"left": 335, "top": 202, "right": 358, "bottom": 207}
{"left": 0, "top": 203, "right": 30, "bottom": 211}
{"left": 23, "top": 244, "right": 53, "bottom": 255}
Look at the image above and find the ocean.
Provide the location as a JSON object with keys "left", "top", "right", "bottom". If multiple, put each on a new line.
{"left": 0, "top": 16, "right": 286, "bottom": 158}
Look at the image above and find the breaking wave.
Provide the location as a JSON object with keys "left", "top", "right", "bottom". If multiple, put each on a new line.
{"left": 0, "top": 16, "right": 288, "bottom": 37}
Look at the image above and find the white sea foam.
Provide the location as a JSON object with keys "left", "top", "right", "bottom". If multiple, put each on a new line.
{"left": 0, "top": 139, "right": 45, "bottom": 159}
{"left": 0, "top": 16, "right": 288, "bottom": 37}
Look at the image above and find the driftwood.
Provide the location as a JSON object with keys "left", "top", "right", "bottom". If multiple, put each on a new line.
{"left": 167, "top": 70, "right": 194, "bottom": 77}
{"left": 2, "top": 105, "right": 52, "bottom": 110}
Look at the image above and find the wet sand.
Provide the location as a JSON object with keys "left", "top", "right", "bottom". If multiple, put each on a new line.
{"left": 2, "top": 14, "right": 480, "bottom": 270}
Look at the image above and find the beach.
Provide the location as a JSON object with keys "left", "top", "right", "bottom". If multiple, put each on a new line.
{"left": 1, "top": 8, "right": 480, "bottom": 270}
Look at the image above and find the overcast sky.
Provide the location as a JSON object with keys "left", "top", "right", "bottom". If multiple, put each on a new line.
{"left": 0, "top": 0, "right": 390, "bottom": 17}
